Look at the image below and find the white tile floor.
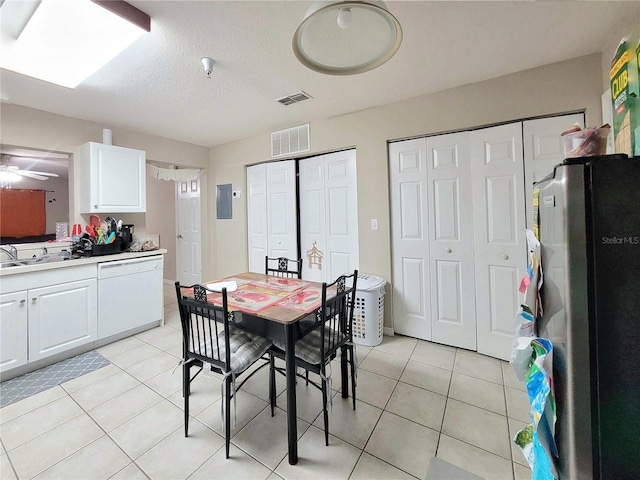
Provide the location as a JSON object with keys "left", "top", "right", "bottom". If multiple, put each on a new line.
{"left": 0, "top": 285, "right": 533, "bottom": 480}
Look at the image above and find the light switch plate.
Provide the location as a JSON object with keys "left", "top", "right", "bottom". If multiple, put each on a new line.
{"left": 371, "top": 219, "right": 378, "bottom": 230}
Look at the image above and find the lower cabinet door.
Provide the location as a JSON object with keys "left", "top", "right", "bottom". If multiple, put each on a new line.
{"left": 0, "top": 291, "right": 29, "bottom": 373}
{"left": 28, "top": 279, "right": 97, "bottom": 362}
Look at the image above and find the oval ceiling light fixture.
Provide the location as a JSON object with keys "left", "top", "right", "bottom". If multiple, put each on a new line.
{"left": 292, "top": 1, "right": 402, "bottom": 76}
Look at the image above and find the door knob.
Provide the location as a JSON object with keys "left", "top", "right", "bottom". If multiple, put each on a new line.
{"left": 502, "top": 254, "right": 509, "bottom": 260}
{"left": 445, "top": 248, "right": 452, "bottom": 253}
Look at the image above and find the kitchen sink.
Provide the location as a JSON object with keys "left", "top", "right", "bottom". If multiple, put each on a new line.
{"left": 0, "top": 253, "right": 70, "bottom": 269}
{"left": 0, "top": 260, "right": 30, "bottom": 268}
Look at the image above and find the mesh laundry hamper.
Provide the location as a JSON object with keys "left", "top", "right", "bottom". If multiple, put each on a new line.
{"left": 348, "top": 273, "right": 386, "bottom": 347}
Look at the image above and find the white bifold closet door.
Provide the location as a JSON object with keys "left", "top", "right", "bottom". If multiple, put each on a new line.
{"left": 390, "top": 114, "right": 582, "bottom": 360}
{"left": 389, "top": 134, "right": 477, "bottom": 349}
{"left": 299, "top": 149, "right": 359, "bottom": 283}
{"left": 522, "top": 113, "right": 584, "bottom": 228}
{"left": 246, "top": 160, "right": 297, "bottom": 273}
{"left": 470, "top": 123, "right": 527, "bottom": 360}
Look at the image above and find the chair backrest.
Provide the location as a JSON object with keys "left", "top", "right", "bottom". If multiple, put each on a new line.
{"left": 265, "top": 256, "right": 303, "bottom": 279}
{"left": 318, "top": 270, "right": 358, "bottom": 363}
{"left": 175, "top": 282, "right": 230, "bottom": 369}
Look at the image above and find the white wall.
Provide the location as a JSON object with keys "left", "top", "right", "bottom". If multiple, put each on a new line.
{"left": 209, "top": 53, "right": 605, "bottom": 329}
{"left": 145, "top": 168, "right": 178, "bottom": 281}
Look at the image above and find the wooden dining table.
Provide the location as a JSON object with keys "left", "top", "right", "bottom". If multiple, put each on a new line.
{"left": 202, "top": 271, "right": 341, "bottom": 465}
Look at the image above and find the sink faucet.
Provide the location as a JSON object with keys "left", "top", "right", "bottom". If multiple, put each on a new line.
{"left": 42, "top": 246, "right": 48, "bottom": 256}
{"left": 0, "top": 245, "right": 18, "bottom": 260}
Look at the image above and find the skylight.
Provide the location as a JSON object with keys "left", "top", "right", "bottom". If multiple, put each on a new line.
{"left": 0, "top": 0, "right": 149, "bottom": 89}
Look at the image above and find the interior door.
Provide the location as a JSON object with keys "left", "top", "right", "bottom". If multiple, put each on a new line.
{"left": 266, "top": 161, "right": 297, "bottom": 261}
{"left": 389, "top": 139, "right": 432, "bottom": 340}
{"left": 176, "top": 178, "right": 201, "bottom": 285}
{"left": 299, "top": 150, "right": 359, "bottom": 283}
{"left": 299, "top": 155, "right": 326, "bottom": 282}
{"left": 247, "top": 164, "right": 267, "bottom": 273}
{"left": 523, "top": 113, "right": 585, "bottom": 228}
{"left": 427, "top": 132, "right": 477, "bottom": 350}
{"left": 470, "top": 123, "right": 526, "bottom": 360}
{"left": 323, "top": 150, "right": 359, "bottom": 281}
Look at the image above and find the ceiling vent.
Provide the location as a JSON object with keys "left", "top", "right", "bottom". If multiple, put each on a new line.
{"left": 274, "top": 91, "right": 313, "bottom": 106}
{"left": 271, "top": 124, "right": 310, "bottom": 158}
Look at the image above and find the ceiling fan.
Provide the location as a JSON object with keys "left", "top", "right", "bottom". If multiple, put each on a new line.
{"left": 0, "top": 163, "right": 59, "bottom": 181}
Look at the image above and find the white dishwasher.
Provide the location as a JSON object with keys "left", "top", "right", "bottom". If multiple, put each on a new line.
{"left": 97, "top": 255, "right": 163, "bottom": 341}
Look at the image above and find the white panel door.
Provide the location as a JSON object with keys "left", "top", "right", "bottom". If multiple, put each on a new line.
{"left": 389, "top": 139, "right": 432, "bottom": 340}
{"left": 299, "top": 150, "right": 359, "bottom": 283}
{"left": 266, "top": 161, "right": 298, "bottom": 262}
{"left": 471, "top": 123, "right": 526, "bottom": 360}
{"left": 176, "top": 178, "right": 201, "bottom": 285}
{"left": 247, "top": 164, "right": 267, "bottom": 273}
{"left": 299, "top": 156, "right": 325, "bottom": 282}
{"left": 427, "top": 132, "right": 477, "bottom": 350}
{"left": 323, "top": 150, "right": 359, "bottom": 281}
{"left": 523, "top": 113, "right": 584, "bottom": 228}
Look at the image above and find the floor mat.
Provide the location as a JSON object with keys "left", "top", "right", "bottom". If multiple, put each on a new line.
{"left": 0, "top": 350, "right": 111, "bottom": 408}
{"left": 426, "top": 457, "right": 484, "bottom": 480}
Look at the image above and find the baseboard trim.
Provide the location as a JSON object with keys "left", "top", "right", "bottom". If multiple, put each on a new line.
{"left": 383, "top": 326, "right": 394, "bottom": 336}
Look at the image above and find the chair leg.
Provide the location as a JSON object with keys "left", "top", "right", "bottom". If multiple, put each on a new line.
{"left": 183, "top": 361, "right": 190, "bottom": 437}
{"left": 349, "top": 346, "right": 357, "bottom": 410}
{"left": 340, "top": 346, "right": 349, "bottom": 399}
{"left": 269, "top": 353, "right": 276, "bottom": 416}
{"left": 321, "top": 371, "right": 329, "bottom": 446}
{"left": 225, "top": 374, "right": 232, "bottom": 459}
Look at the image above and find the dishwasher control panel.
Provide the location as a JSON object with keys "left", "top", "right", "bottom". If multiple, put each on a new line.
{"left": 97, "top": 255, "right": 163, "bottom": 279}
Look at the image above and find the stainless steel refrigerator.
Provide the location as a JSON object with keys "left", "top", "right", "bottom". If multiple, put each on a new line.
{"left": 533, "top": 154, "right": 640, "bottom": 479}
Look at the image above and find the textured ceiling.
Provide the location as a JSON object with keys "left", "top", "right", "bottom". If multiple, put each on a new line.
{"left": 1, "top": 1, "right": 638, "bottom": 148}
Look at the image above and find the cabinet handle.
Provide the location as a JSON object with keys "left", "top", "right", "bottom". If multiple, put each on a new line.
{"left": 20, "top": 299, "right": 26, "bottom": 305}
{"left": 445, "top": 248, "right": 452, "bottom": 253}
{"left": 177, "top": 235, "right": 183, "bottom": 239}
{"left": 32, "top": 297, "right": 37, "bottom": 303}
{"left": 502, "top": 254, "right": 509, "bottom": 260}
{"left": 94, "top": 204, "right": 98, "bottom": 208}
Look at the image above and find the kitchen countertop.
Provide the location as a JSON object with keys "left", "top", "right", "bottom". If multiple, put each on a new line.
{"left": 0, "top": 249, "right": 167, "bottom": 277}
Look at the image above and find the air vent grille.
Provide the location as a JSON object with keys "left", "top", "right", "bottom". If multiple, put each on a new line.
{"left": 274, "top": 91, "right": 313, "bottom": 106}
{"left": 271, "top": 124, "right": 310, "bottom": 158}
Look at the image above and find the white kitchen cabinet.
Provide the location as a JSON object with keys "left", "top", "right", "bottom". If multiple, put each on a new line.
{"left": 0, "top": 264, "right": 98, "bottom": 378}
{"left": 79, "top": 142, "right": 146, "bottom": 213}
{"left": 0, "top": 291, "right": 28, "bottom": 373}
{"left": 28, "top": 278, "right": 97, "bottom": 362}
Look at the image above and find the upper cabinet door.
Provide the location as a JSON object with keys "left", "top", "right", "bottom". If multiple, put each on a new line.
{"left": 79, "top": 142, "right": 146, "bottom": 213}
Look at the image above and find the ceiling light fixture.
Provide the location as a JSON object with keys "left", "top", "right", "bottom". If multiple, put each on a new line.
{"left": 292, "top": 0, "right": 402, "bottom": 76}
{"left": 0, "top": 0, "right": 150, "bottom": 89}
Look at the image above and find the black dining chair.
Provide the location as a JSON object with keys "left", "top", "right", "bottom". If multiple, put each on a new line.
{"left": 268, "top": 270, "right": 358, "bottom": 446}
{"left": 265, "top": 256, "right": 303, "bottom": 279}
{"left": 175, "top": 282, "right": 273, "bottom": 459}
